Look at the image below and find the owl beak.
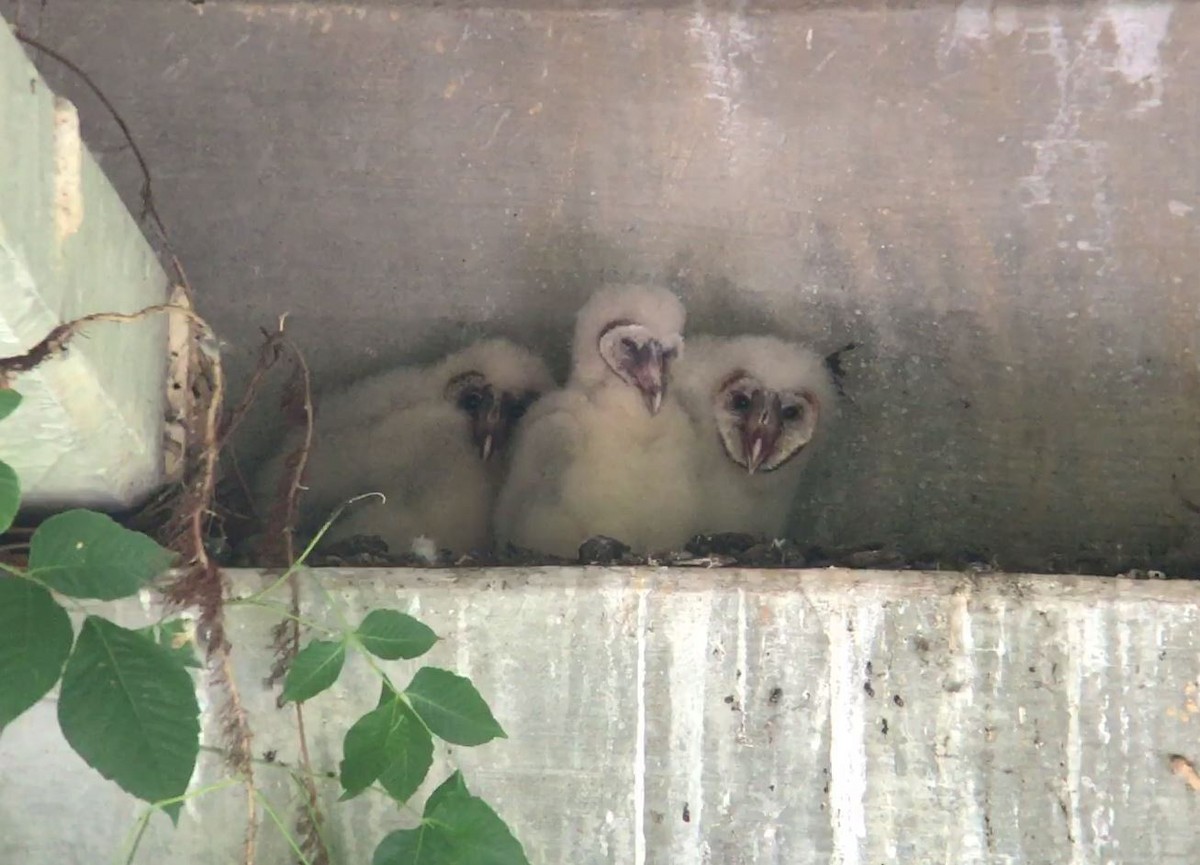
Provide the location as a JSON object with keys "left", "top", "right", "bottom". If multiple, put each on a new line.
{"left": 471, "top": 389, "right": 504, "bottom": 461}
{"left": 632, "top": 341, "right": 667, "bottom": 416}
{"left": 743, "top": 392, "right": 782, "bottom": 475}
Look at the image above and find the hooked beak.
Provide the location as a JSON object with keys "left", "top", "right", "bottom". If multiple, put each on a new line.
{"left": 631, "top": 342, "right": 667, "bottom": 416}
{"left": 742, "top": 391, "right": 782, "bottom": 475}
{"left": 471, "top": 389, "right": 504, "bottom": 461}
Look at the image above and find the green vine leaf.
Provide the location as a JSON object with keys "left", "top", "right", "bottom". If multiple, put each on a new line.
{"left": 0, "top": 577, "right": 73, "bottom": 727}
{"left": 423, "top": 768, "right": 469, "bottom": 815}
{"left": 372, "top": 824, "right": 454, "bottom": 865}
{"left": 355, "top": 609, "right": 438, "bottom": 661}
{"left": 340, "top": 689, "right": 434, "bottom": 802}
{"left": 0, "top": 460, "right": 19, "bottom": 535}
{"left": 29, "top": 510, "right": 175, "bottom": 600}
{"left": 135, "top": 619, "right": 201, "bottom": 669}
{"left": 57, "top": 616, "right": 200, "bottom": 821}
{"left": 0, "top": 389, "right": 22, "bottom": 422}
{"left": 403, "top": 667, "right": 506, "bottom": 746}
{"left": 372, "top": 771, "right": 529, "bottom": 865}
{"left": 281, "top": 639, "right": 346, "bottom": 703}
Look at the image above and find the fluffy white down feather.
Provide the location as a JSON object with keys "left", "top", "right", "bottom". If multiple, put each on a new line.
{"left": 675, "top": 335, "right": 837, "bottom": 539}
{"left": 493, "top": 285, "right": 700, "bottom": 557}
{"left": 253, "top": 338, "right": 554, "bottom": 555}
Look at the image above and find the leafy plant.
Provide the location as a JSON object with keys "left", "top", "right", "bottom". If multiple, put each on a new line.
{"left": 0, "top": 388, "right": 529, "bottom": 864}
{"left": 0, "top": 503, "right": 200, "bottom": 815}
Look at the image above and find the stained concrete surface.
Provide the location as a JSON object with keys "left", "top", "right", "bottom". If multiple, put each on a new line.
{"left": 2, "top": 1, "right": 1199, "bottom": 571}
{"left": 1, "top": 567, "right": 1200, "bottom": 863}
{"left": 0, "top": 22, "right": 169, "bottom": 509}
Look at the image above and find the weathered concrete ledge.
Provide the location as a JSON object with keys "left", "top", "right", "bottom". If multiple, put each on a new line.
{"left": 2, "top": 567, "right": 1199, "bottom": 863}
{"left": 0, "top": 23, "right": 169, "bottom": 509}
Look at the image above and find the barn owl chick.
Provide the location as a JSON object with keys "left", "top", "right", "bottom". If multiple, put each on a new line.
{"left": 254, "top": 339, "right": 554, "bottom": 556}
{"left": 676, "top": 335, "right": 836, "bottom": 539}
{"left": 492, "top": 285, "right": 699, "bottom": 558}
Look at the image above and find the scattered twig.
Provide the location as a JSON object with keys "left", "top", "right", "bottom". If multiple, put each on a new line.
{"left": 159, "top": 312, "right": 260, "bottom": 865}
{"left": 278, "top": 338, "right": 316, "bottom": 565}
{"left": 293, "top": 703, "right": 331, "bottom": 865}
{"left": 0, "top": 304, "right": 207, "bottom": 386}
{"left": 225, "top": 444, "right": 255, "bottom": 515}
{"left": 1170, "top": 754, "right": 1200, "bottom": 792}
{"left": 257, "top": 330, "right": 316, "bottom": 568}
{"left": 217, "top": 317, "right": 291, "bottom": 453}
{"left": 280, "top": 348, "right": 330, "bottom": 865}
{"left": 242, "top": 332, "right": 329, "bottom": 864}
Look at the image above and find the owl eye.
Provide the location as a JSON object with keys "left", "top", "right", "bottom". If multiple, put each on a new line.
{"left": 621, "top": 337, "right": 638, "bottom": 352}
{"left": 459, "top": 390, "right": 484, "bottom": 413}
{"left": 507, "top": 401, "right": 528, "bottom": 420}
{"left": 729, "top": 392, "right": 751, "bottom": 413}
{"left": 781, "top": 405, "right": 801, "bottom": 421}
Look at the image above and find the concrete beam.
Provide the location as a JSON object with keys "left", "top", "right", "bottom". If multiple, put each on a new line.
{"left": 12, "top": 0, "right": 1200, "bottom": 571}
{"left": 1, "top": 567, "right": 1198, "bottom": 862}
{"left": 0, "top": 23, "right": 169, "bottom": 510}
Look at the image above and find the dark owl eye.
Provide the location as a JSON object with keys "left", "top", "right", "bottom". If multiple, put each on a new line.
{"left": 621, "top": 337, "right": 638, "bottom": 352}
{"left": 781, "top": 405, "right": 801, "bottom": 421}
{"left": 507, "top": 401, "right": 528, "bottom": 420}
{"left": 730, "top": 392, "right": 751, "bottom": 413}
{"left": 459, "top": 391, "right": 484, "bottom": 413}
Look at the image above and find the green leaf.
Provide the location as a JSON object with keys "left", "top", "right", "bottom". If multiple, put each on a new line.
{"left": 0, "top": 389, "right": 22, "bottom": 422}
{"left": 339, "top": 693, "right": 433, "bottom": 802}
{"left": 372, "top": 773, "right": 529, "bottom": 865}
{"left": 423, "top": 770, "right": 470, "bottom": 816}
{"left": 0, "top": 460, "right": 19, "bottom": 535}
{"left": 29, "top": 510, "right": 174, "bottom": 600}
{"left": 377, "top": 679, "right": 399, "bottom": 708}
{"left": 281, "top": 639, "right": 346, "bottom": 703}
{"left": 373, "top": 827, "right": 453, "bottom": 865}
{"left": 0, "top": 577, "right": 73, "bottom": 727}
{"left": 58, "top": 616, "right": 200, "bottom": 821}
{"left": 403, "top": 667, "right": 506, "bottom": 746}
{"left": 356, "top": 609, "right": 438, "bottom": 660}
{"left": 135, "top": 619, "right": 201, "bottom": 669}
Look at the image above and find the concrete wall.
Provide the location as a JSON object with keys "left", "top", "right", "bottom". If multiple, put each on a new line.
{"left": 0, "top": 21, "right": 169, "bottom": 509}
{"left": 4, "top": 0, "right": 1199, "bottom": 570}
{"left": 1, "top": 567, "right": 1200, "bottom": 863}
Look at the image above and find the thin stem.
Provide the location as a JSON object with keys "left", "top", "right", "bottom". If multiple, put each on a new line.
{"left": 228, "top": 597, "right": 338, "bottom": 635}
{"left": 196, "top": 747, "right": 424, "bottom": 825}
{"left": 301, "top": 566, "right": 355, "bottom": 640}
{"left": 116, "top": 808, "right": 152, "bottom": 865}
{"left": 256, "top": 789, "right": 313, "bottom": 865}
{"left": 290, "top": 770, "right": 340, "bottom": 865}
{"left": 158, "top": 777, "right": 245, "bottom": 808}
{"left": 291, "top": 559, "right": 332, "bottom": 864}
{"left": 243, "top": 493, "right": 385, "bottom": 604}
{"left": 117, "top": 778, "right": 244, "bottom": 865}
{"left": 199, "top": 745, "right": 334, "bottom": 782}
{"left": 382, "top": 786, "right": 427, "bottom": 823}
